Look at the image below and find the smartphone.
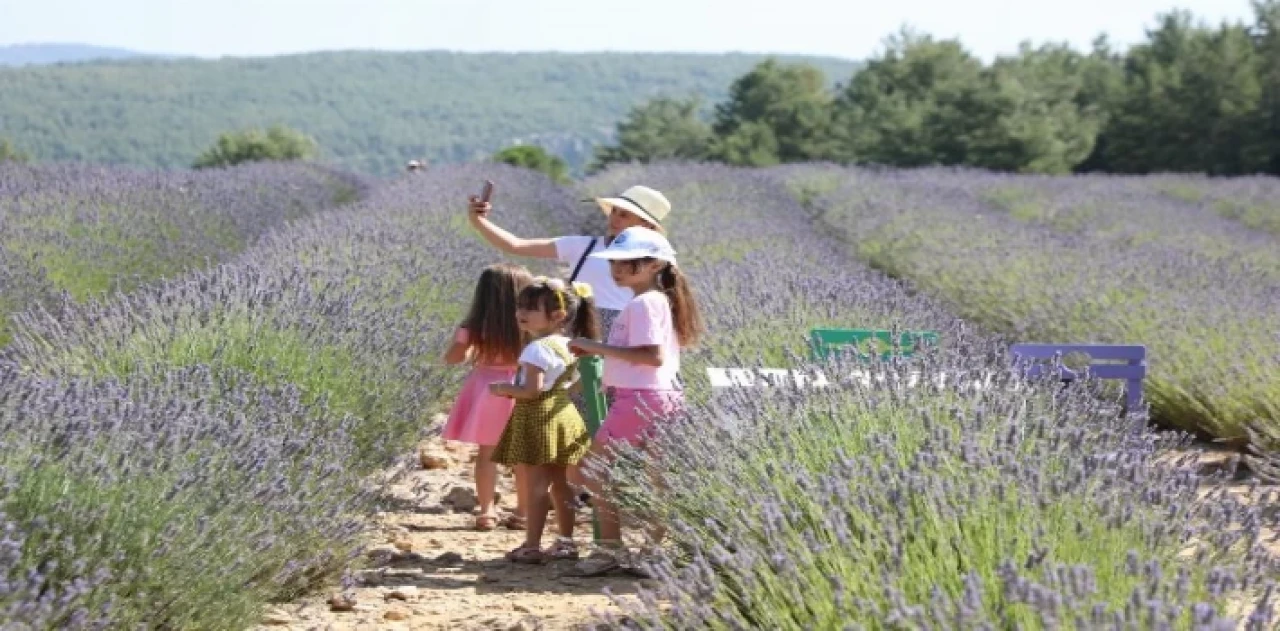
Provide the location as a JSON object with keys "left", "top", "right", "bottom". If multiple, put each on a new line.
{"left": 480, "top": 180, "right": 494, "bottom": 203}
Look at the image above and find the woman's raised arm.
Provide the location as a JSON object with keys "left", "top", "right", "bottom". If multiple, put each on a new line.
{"left": 467, "top": 197, "right": 559, "bottom": 259}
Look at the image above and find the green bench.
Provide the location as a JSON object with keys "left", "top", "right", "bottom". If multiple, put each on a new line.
{"left": 808, "top": 328, "right": 941, "bottom": 362}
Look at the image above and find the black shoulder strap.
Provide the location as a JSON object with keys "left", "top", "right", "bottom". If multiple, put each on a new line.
{"left": 569, "top": 238, "right": 597, "bottom": 282}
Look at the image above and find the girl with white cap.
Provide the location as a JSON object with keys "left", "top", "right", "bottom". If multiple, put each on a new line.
{"left": 565, "top": 225, "right": 704, "bottom": 577}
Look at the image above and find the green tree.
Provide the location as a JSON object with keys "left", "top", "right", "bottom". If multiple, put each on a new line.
{"left": 0, "top": 138, "right": 30, "bottom": 163}
{"left": 710, "top": 58, "right": 837, "bottom": 166}
{"left": 587, "top": 96, "right": 712, "bottom": 174}
{"left": 193, "top": 125, "right": 318, "bottom": 169}
{"left": 831, "top": 30, "right": 999, "bottom": 168}
{"left": 1071, "top": 36, "right": 1129, "bottom": 172}
{"left": 491, "top": 144, "right": 570, "bottom": 184}
{"left": 1252, "top": 0, "right": 1280, "bottom": 173}
{"left": 974, "top": 42, "right": 1105, "bottom": 173}
{"left": 1099, "top": 11, "right": 1263, "bottom": 174}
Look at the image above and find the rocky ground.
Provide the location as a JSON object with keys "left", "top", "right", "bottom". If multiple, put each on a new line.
{"left": 249, "top": 419, "right": 651, "bottom": 631}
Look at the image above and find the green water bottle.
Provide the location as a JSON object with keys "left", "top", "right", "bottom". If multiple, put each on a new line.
{"left": 576, "top": 355, "right": 606, "bottom": 541}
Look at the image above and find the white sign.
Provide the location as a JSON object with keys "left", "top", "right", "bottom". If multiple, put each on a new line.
{"left": 706, "top": 367, "right": 1009, "bottom": 391}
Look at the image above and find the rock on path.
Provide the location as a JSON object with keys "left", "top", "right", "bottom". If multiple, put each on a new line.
{"left": 249, "top": 421, "right": 649, "bottom": 630}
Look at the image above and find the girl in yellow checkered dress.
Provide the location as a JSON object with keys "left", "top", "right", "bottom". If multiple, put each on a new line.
{"left": 489, "top": 276, "right": 600, "bottom": 564}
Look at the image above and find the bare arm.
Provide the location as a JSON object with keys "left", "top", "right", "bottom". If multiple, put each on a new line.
{"left": 467, "top": 198, "right": 559, "bottom": 259}
{"left": 443, "top": 337, "right": 472, "bottom": 365}
{"left": 569, "top": 339, "right": 664, "bottom": 367}
{"left": 491, "top": 364, "right": 546, "bottom": 400}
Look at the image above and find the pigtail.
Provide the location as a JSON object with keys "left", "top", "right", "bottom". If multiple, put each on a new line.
{"left": 570, "top": 294, "right": 601, "bottom": 341}
{"left": 659, "top": 264, "right": 704, "bottom": 348}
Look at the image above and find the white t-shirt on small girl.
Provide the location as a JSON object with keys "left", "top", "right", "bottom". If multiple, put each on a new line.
{"left": 514, "top": 335, "right": 577, "bottom": 391}
{"left": 603, "top": 290, "right": 681, "bottom": 391}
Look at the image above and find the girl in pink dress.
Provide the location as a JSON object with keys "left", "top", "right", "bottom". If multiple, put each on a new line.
{"left": 442, "top": 262, "right": 534, "bottom": 530}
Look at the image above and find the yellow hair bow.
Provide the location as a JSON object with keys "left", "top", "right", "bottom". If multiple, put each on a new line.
{"left": 571, "top": 281, "right": 593, "bottom": 300}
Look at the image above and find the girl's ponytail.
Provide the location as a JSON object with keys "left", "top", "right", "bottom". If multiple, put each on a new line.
{"left": 658, "top": 264, "right": 704, "bottom": 348}
{"left": 567, "top": 282, "right": 601, "bottom": 341}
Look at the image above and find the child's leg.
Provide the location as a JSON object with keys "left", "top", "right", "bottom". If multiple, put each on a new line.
{"left": 547, "top": 466, "right": 575, "bottom": 538}
{"left": 580, "top": 443, "right": 623, "bottom": 542}
{"left": 475, "top": 445, "right": 498, "bottom": 520}
{"left": 513, "top": 464, "right": 529, "bottom": 518}
{"left": 640, "top": 441, "right": 668, "bottom": 545}
{"left": 521, "top": 465, "right": 552, "bottom": 550}
{"left": 541, "top": 465, "right": 581, "bottom": 560}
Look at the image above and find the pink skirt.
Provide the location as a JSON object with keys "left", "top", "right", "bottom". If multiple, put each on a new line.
{"left": 595, "top": 388, "right": 685, "bottom": 447}
{"left": 441, "top": 365, "right": 519, "bottom": 446}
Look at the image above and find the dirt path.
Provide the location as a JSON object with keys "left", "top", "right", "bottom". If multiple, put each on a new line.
{"left": 249, "top": 417, "right": 646, "bottom": 631}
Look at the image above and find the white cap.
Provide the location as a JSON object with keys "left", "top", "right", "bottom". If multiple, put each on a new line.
{"left": 589, "top": 226, "right": 677, "bottom": 264}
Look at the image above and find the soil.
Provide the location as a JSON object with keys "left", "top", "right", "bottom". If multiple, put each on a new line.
{"left": 248, "top": 417, "right": 649, "bottom": 631}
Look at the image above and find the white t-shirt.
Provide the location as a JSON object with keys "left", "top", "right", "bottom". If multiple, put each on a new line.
{"left": 554, "top": 236, "right": 633, "bottom": 311}
{"left": 514, "top": 335, "right": 576, "bottom": 391}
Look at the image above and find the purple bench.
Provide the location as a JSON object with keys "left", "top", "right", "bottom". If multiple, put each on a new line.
{"left": 1010, "top": 343, "right": 1147, "bottom": 415}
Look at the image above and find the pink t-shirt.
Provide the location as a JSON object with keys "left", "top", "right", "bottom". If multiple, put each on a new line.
{"left": 603, "top": 291, "right": 681, "bottom": 390}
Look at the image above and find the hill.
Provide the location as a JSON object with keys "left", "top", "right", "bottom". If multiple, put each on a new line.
{"left": 0, "top": 43, "right": 165, "bottom": 66}
{"left": 0, "top": 50, "right": 859, "bottom": 175}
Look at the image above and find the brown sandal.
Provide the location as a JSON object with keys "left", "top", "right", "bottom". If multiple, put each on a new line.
{"left": 474, "top": 514, "right": 498, "bottom": 531}
{"left": 543, "top": 537, "right": 580, "bottom": 560}
{"left": 501, "top": 514, "right": 526, "bottom": 530}
{"left": 506, "top": 544, "right": 544, "bottom": 564}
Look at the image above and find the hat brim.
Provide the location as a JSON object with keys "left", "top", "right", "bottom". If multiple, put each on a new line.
{"left": 593, "top": 197, "right": 663, "bottom": 228}
{"left": 588, "top": 249, "right": 677, "bottom": 263}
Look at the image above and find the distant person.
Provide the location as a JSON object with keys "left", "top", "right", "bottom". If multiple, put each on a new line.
{"left": 406, "top": 160, "right": 425, "bottom": 172}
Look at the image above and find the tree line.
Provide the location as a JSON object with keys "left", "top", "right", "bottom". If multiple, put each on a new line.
{"left": 589, "top": 3, "right": 1280, "bottom": 177}
{"left": 4, "top": 5, "right": 1276, "bottom": 178}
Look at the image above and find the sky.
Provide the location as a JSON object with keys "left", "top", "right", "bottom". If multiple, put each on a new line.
{"left": 0, "top": 0, "right": 1262, "bottom": 62}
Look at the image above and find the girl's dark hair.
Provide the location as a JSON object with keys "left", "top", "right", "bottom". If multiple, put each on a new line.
{"left": 611, "top": 259, "right": 703, "bottom": 347}
{"left": 517, "top": 277, "right": 601, "bottom": 341}
{"left": 657, "top": 263, "right": 704, "bottom": 348}
{"left": 460, "top": 263, "right": 533, "bottom": 364}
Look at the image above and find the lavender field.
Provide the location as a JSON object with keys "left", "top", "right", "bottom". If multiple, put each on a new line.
{"left": 0, "top": 162, "right": 368, "bottom": 346}
{"left": 0, "top": 161, "right": 1278, "bottom": 629}
{"left": 778, "top": 166, "right": 1280, "bottom": 453}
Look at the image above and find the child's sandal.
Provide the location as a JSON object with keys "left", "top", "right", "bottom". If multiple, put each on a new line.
{"left": 543, "top": 537, "right": 579, "bottom": 560}
{"left": 474, "top": 514, "right": 498, "bottom": 531}
{"left": 506, "top": 544, "right": 544, "bottom": 565}
{"left": 501, "top": 514, "right": 526, "bottom": 530}
{"left": 563, "top": 546, "right": 625, "bottom": 577}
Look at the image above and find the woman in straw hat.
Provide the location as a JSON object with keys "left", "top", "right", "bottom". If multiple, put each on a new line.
{"left": 466, "top": 184, "right": 672, "bottom": 334}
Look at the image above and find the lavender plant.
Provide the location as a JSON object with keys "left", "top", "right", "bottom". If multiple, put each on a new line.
{"left": 0, "top": 161, "right": 367, "bottom": 346}
{"left": 0, "top": 164, "right": 569, "bottom": 628}
{"left": 783, "top": 167, "right": 1280, "bottom": 452}
{"left": 1150, "top": 174, "right": 1280, "bottom": 238}
{"left": 971, "top": 172, "right": 1280, "bottom": 279}
{"left": 589, "top": 348, "right": 1279, "bottom": 629}
{"left": 569, "top": 164, "right": 1277, "bottom": 629}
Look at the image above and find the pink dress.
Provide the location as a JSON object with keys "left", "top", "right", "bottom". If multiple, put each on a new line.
{"left": 441, "top": 328, "right": 520, "bottom": 446}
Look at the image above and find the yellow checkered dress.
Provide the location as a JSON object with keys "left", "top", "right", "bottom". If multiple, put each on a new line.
{"left": 492, "top": 338, "right": 591, "bottom": 466}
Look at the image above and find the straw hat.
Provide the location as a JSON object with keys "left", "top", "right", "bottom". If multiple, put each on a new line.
{"left": 589, "top": 185, "right": 671, "bottom": 227}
